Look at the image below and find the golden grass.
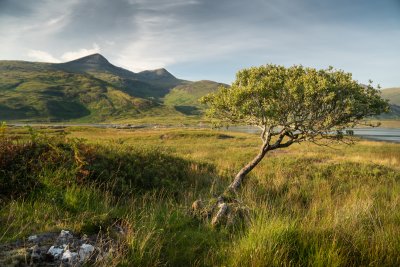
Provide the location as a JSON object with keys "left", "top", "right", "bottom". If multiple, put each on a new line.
{"left": 1, "top": 125, "right": 400, "bottom": 266}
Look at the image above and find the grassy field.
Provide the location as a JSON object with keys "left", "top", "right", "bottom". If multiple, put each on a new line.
{"left": 1, "top": 125, "right": 400, "bottom": 266}
{"left": 374, "top": 119, "right": 400, "bottom": 128}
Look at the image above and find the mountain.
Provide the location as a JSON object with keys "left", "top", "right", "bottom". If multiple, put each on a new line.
{"left": 0, "top": 61, "right": 150, "bottom": 121}
{"left": 55, "top": 53, "right": 137, "bottom": 78}
{"left": 0, "top": 54, "right": 220, "bottom": 122}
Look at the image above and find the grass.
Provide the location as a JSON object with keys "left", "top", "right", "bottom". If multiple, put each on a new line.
{"left": 1, "top": 125, "right": 400, "bottom": 266}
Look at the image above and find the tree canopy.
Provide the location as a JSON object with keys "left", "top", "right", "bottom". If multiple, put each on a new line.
{"left": 203, "top": 64, "right": 389, "bottom": 145}
{"left": 201, "top": 64, "right": 389, "bottom": 191}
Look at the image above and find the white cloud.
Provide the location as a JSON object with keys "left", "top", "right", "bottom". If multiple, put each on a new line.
{"left": 27, "top": 43, "right": 101, "bottom": 63}
{"left": 114, "top": 11, "right": 268, "bottom": 72}
{"left": 127, "top": 0, "right": 199, "bottom": 9}
{"left": 46, "top": 15, "right": 67, "bottom": 27}
{"left": 61, "top": 43, "right": 101, "bottom": 61}
{"left": 27, "top": 49, "right": 60, "bottom": 63}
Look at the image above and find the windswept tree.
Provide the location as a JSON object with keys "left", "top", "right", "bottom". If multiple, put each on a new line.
{"left": 202, "top": 64, "right": 389, "bottom": 193}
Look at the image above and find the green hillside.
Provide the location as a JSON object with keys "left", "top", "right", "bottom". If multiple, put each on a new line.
{"left": 381, "top": 87, "right": 400, "bottom": 105}
{"left": 380, "top": 87, "right": 400, "bottom": 119}
{"left": 164, "top": 80, "right": 227, "bottom": 115}
{"left": 0, "top": 64, "right": 152, "bottom": 122}
{"left": 57, "top": 54, "right": 185, "bottom": 99}
{"left": 0, "top": 54, "right": 197, "bottom": 122}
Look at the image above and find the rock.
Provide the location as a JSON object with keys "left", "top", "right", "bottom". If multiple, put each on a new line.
{"left": 79, "top": 243, "right": 95, "bottom": 262}
{"left": 1, "top": 230, "right": 114, "bottom": 266}
{"left": 47, "top": 245, "right": 64, "bottom": 259}
{"left": 57, "top": 230, "right": 74, "bottom": 245}
{"left": 59, "top": 230, "right": 73, "bottom": 239}
{"left": 28, "top": 235, "right": 38, "bottom": 242}
{"left": 61, "top": 249, "right": 79, "bottom": 264}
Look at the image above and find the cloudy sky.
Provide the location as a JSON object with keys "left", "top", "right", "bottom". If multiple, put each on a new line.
{"left": 0, "top": 0, "right": 399, "bottom": 87}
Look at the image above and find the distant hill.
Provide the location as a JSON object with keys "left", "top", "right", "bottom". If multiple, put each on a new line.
{"left": 164, "top": 80, "right": 227, "bottom": 115}
{"left": 381, "top": 87, "right": 400, "bottom": 105}
{"left": 0, "top": 63, "right": 150, "bottom": 121}
{"left": 0, "top": 54, "right": 227, "bottom": 122}
{"left": 380, "top": 87, "right": 400, "bottom": 119}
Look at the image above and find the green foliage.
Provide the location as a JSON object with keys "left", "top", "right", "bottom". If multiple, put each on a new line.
{"left": 82, "top": 145, "right": 211, "bottom": 194}
{"left": 0, "top": 130, "right": 215, "bottom": 201}
{"left": 202, "top": 64, "right": 390, "bottom": 142}
{"left": 0, "top": 122, "right": 6, "bottom": 136}
{"left": 0, "top": 131, "right": 82, "bottom": 200}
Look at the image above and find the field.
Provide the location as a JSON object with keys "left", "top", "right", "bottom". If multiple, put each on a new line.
{"left": 1, "top": 125, "right": 400, "bottom": 266}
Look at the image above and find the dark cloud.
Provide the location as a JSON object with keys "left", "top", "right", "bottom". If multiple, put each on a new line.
{"left": 0, "top": 0, "right": 399, "bottom": 87}
{"left": 0, "top": 0, "right": 37, "bottom": 16}
{"left": 57, "top": 0, "right": 138, "bottom": 37}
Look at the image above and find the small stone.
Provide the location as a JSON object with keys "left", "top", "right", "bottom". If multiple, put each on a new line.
{"left": 79, "top": 243, "right": 95, "bottom": 262}
{"left": 57, "top": 230, "right": 74, "bottom": 246}
{"left": 47, "top": 245, "right": 64, "bottom": 259}
{"left": 59, "top": 230, "right": 73, "bottom": 239}
{"left": 61, "top": 249, "right": 78, "bottom": 263}
{"left": 28, "top": 235, "right": 38, "bottom": 242}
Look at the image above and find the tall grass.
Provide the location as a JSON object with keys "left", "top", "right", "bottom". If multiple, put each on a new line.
{"left": 1, "top": 126, "right": 400, "bottom": 266}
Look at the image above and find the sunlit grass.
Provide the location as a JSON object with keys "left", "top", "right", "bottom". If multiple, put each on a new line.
{"left": 1, "top": 126, "right": 400, "bottom": 266}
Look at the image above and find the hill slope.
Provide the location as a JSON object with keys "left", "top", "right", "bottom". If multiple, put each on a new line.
{"left": 0, "top": 63, "right": 152, "bottom": 121}
{"left": 381, "top": 87, "right": 400, "bottom": 105}
{"left": 55, "top": 53, "right": 137, "bottom": 79}
{"left": 164, "top": 80, "right": 227, "bottom": 115}
{"left": 380, "top": 87, "right": 400, "bottom": 119}
{"left": 0, "top": 54, "right": 207, "bottom": 122}
{"left": 57, "top": 54, "right": 185, "bottom": 99}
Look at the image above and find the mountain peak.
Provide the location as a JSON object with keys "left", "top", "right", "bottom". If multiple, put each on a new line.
{"left": 56, "top": 53, "right": 137, "bottom": 78}
{"left": 154, "top": 68, "right": 168, "bottom": 74}
{"left": 68, "top": 53, "right": 110, "bottom": 65}
{"left": 138, "top": 68, "right": 176, "bottom": 80}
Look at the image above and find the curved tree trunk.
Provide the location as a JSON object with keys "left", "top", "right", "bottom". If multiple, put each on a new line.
{"left": 228, "top": 142, "right": 268, "bottom": 191}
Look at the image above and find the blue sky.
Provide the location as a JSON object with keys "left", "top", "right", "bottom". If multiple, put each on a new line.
{"left": 0, "top": 0, "right": 399, "bottom": 87}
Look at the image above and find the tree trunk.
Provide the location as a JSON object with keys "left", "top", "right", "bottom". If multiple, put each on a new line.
{"left": 228, "top": 143, "right": 268, "bottom": 191}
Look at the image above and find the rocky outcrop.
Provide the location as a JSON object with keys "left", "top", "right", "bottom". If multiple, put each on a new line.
{"left": 0, "top": 230, "right": 116, "bottom": 267}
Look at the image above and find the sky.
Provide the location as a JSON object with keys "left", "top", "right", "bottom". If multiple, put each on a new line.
{"left": 0, "top": 0, "right": 399, "bottom": 87}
